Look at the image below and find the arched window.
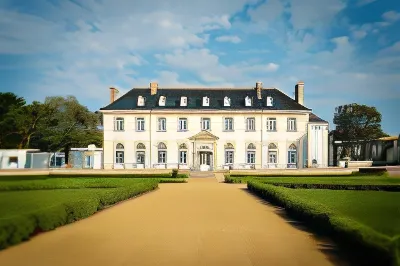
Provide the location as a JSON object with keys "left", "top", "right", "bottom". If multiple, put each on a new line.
{"left": 115, "top": 143, "right": 124, "bottom": 164}
{"left": 179, "top": 143, "right": 187, "bottom": 164}
{"left": 158, "top": 142, "right": 167, "bottom": 163}
{"left": 268, "top": 143, "right": 277, "bottom": 149}
{"left": 246, "top": 143, "right": 256, "bottom": 164}
{"left": 225, "top": 143, "right": 234, "bottom": 164}
{"left": 268, "top": 143, "right": 278, "bottom": 167}
{"left": 179, "top": 143, "right": 188, "bottom": 150}
{"left": 288, "top": 143, "right": 297, "bottom": 167}
{"left": 137, "top": 143, "right": 146, "bottom": 149}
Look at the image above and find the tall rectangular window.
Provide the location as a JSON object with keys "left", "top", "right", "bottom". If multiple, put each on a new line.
{"left": 266, "top": 118, "right": 276, "bottom": 131}
{"left": 115, "top": 151, "right": 124, "bottom": 164}
{"left": 268, "top": 151, "right": 277, "bottom": 163}
{"left": 246, "top": 117, "right": 255, "bottom": 131}
{"left": 178, "top": 118, "right": 188, "bottom": 131}
{"left": 201, "top": 118, "right": 211, "bottom": 130}
{"left": 225, "top": 151, "right": 234, "bottom": 164}
{"left": 136, "top": 118, "right": 145, "bottom": 131}
{"left": 287, "top": 118, "right": 297, "bottom": 131}
{"left": 179, "top": 151, "right": 187, "bottom": 164}
{"left": 158, "top": 118, "right": 166, "bottom": 131}
{"left": 247, "top": 151, "right": 255, "bottom": 164}
{"left": 224, "top": 117, "right": 234, "bottom": 131}
{"left": 158, "top": 151, "right": 166, "bottom": 163}
{"left": 114, "top": 117, "right": 124, "bottom": 131}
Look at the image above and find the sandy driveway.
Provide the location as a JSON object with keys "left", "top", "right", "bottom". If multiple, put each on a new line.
{"left": 0, "top": 176, "right": 342, "bottom": 266}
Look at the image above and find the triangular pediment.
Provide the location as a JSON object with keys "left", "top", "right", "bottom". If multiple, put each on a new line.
{"left": 189, "top": 130, "right": 219, "bottom": 141}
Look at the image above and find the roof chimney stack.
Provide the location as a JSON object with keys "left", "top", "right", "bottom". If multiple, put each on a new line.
{"left": 255, "top": 81, "right": 263, "bottom": 100}
{"left": 295, "top": 81, "right": 304, "bottom": 106}
{"left": 150, "top": 82, "right": 158, "bottom": 95}
{"left": 109, "top": 87, "right": 119, "bottom": 103}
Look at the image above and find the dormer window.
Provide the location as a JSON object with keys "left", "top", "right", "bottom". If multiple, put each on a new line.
{"left": 159, "top": 96, "right": 166, "bottom": 106}
{"left": 224, "top": 96, "right": 231, "bottom": 107}
{"left": 267, "top": 96, "right": 274, "bottom": 107}
{"left": 180, "top": 96, "right": 187, "bottom": 106}
{"left": 137, "top": 96, "right": 145, "bottom": 106}
{"left": 245, "top": 96, "right": 252, "bottom": 107}
{"left": 203, "top": 96, "right": 209, "bottom": 106}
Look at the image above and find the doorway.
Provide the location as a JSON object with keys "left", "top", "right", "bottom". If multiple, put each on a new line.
{"left": 199, "top": 151, "right": 212, "bottom": 171}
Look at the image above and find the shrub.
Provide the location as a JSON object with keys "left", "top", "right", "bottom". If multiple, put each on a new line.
{"left": 171, "top": 169, "right": 178, "bottom": 178}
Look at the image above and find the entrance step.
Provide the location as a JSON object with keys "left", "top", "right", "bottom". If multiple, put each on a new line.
{"left": 189, "top": 171, "right": 215, "bottom": 178}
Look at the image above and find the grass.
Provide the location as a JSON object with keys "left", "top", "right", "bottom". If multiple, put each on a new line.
{"left": 247, "top": 181, "right": 400, "bottom": 266}
{"left": 0, "top": 176, "right": 186, "bottom": 250}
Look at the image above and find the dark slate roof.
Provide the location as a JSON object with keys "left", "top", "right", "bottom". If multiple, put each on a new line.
{"left": 100, "top": 88, "right": 311, "bottom": 111}
{"left": 309, "top": 113, "right": 328, "bottom": 123}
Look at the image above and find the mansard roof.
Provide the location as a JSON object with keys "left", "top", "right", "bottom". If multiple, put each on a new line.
{"left": 100, "top": 87, "right": 311, "bottom": 111}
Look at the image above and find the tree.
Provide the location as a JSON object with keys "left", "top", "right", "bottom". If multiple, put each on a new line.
{"left": 333, "top": 103, "right": 388, "bottom": 160}
{"left": 0, "top": 92, "right": 26, "bottom": 148}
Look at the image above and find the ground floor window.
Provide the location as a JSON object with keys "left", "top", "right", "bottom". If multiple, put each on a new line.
{"left": 247, "top": 151, "right": 255, "bottom": 164}
{"left": 158, "top": 151, "right": 166, "bottom": 163}
{"left": 115, "top": 151, "right": 124, "bottom": 164}
{"left": 179, "top": 151, "right": 187, "bottom": 164}
{"left": 136, "top": 151, "right": 145, "bottom": 164}
{"left": 225, "top": 150, "right": 234, "bottom": 164}
{"left": 268, "top": 151, "right": 277, "bottom": 163}
{"left": 288, "top": 151, "right": 297, "bottom": 164}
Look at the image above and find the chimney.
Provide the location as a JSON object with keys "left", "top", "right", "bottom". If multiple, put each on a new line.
{"left": 255, "top": 81, "right": 262, "bottom": 100}
{"left": 295, "top": 81, "right": 304, "bottom": 106}
{"left": 109, "top": 87, "right": 119, "bottom": 103}
{"left": 150, "top": 82, "right": 158, "bottom": 95}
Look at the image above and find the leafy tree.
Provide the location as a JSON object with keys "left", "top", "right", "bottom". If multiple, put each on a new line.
{"left": 333, "top": 103, "right": 388, "bottom": 160}
{"left": 0, "top": 92, "right": 26, "bottom": 148}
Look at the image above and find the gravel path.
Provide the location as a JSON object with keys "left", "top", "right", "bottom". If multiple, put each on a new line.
{"left": 0, "top": 176, "right": 343, "bottom": 266}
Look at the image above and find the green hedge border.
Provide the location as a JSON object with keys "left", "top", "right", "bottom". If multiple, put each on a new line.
{"left": 270, "top": 183, "right": 400, "bottom": 191}
{"left": 0, "top": 182, "right": 159, "bottom": 250}
{"left": 247, "top": 180, "right": 400, "bottom": 266}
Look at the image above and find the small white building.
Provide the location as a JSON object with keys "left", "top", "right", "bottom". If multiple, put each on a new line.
{"left": 99, "top": 81, "right": 329, "bottom": 170}
{"left": 0, "top": 149, "right": 51, "bottom": 169}
{"left": 69, "top": 144, "right": 103, "bottom": 169}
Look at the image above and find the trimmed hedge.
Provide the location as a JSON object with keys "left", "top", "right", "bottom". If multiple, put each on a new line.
{"left": 271, "top": 183, "right": 400, "bottom": 191}
{"left": 247, "top": 180, "right": 400, "bottom": 266}
{"left": 0, "top": 181, "right": 158, "bottom": 250}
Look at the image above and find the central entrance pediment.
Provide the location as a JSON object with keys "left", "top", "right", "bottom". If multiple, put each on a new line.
{"left": 188, "top": 130, "right": 219, "bottom": 141}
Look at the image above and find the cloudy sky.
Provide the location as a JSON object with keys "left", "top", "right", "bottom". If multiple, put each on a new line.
{"left": 0, "top": 0, "right": 399, "bottom": 135}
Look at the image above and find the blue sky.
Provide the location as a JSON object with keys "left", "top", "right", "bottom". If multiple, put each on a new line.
{"left": 0, "top": 0, "right": 399, "bottom": 135}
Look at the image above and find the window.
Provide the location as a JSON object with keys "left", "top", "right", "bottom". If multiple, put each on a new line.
{"left": 136, "top": 143, "right": 145, "bottom": 164}
{"left": 157, "top": 142, "right": 167, "bottom": 164}
{"left": 287, "top": 118, "right": 297, "bottom": 131}
{"left": 115, "top": 143, "right": 124, "bottom": 164}
{"left": 8, "top": 156, "right": 18, "bottom": 167}
{"left": 136, "top": 143, "right": 146, "bottom": 149}
{"left": 158, "top": 118, "right": 166, "bottom": 131}
{"left": 201, "top": 118, "right": 211, "bottom": 130}
{"left": 137, "top": 96, "right": 145, "bottom": 106}
{"left": 178, "top": 118, "right": 188, "bottom": 131}
{"left": 267, "top": 96, "right": 274, "bottom": 107}
{"left": 180, "top": 96, "right": 187, "bottom": 106}
{"left": 288, "top": 143, "right": 297, "bottom": 168}
{"left": 136, "top": 118, "right": 145, "bottom": 131}
{"left": 203, "top": 96, "right": 209, "bottom": 106}
{"left": 247, "top": 143, "right": 256, "bottom": 164}
{"left": 179, "top": 151, "right": 187, "bottom": 164}
{"left": 268, "top": 143, "right": 278, "bottom": 166}
{"left": 246, "top": 117, "right": 255, "bottom": 131}
{"left": 225, "top": 143, "right": 234, "bottom": 164}
{"left": 266, "top": 118, "right": 276, "bottom": 131}
{"left": 245, "top": 96, "right": 252, "bottom": 106}
{"left": 114, "top": 117, "right": 124, "bottom": 131}
{"left": 224, "top": 96, "right": 231, "bottom": 106}
{"left": 159, "top": 96, "right": 166, "bottom": 106}
{"left": 224, "top": 117, "right": 234, "bottom": 131}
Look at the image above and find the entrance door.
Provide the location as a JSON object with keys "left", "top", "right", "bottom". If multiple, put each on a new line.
{"left": 199, "top": 152, "right": 212, "bottom": 171}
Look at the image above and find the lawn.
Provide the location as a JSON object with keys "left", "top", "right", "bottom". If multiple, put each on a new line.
{"left": 0, "top": 176, "right": 186, "bottom": 250}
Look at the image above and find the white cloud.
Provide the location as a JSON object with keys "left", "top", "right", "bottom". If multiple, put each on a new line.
{"left": 215, "top": 35, "right": 241, "bottom": 43}
{"left": 382, "top": 11, "right": 400, "bottom": 22}
{"left": 356, "top": 0, "right": 377, "bottom": 6}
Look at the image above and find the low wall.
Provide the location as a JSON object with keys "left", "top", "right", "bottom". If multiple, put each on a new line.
{"left": 229, "top": 168, "right": 355, "bottom": 176}
{"left": 348, "top": 161, "right": 373, "bottom": 168}
{"left": 0, "top": 169, "right": 173, "bottom": 176}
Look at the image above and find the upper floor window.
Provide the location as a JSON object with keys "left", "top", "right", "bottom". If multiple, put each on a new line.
{"left": 159, "top": 96, "right": 166, "bottom": 106}
{"left": 245, "top": 96, "right": 252, "bottom": 106}
{"left": 158, "top": 118, "right": 166, "bottom": 131}
{"left": 201, "top": 118, "right": 211, "bottom": 130}
{"left": 136, "top": 118, "right": 145, "bottom": 131}
{"left": 246, "top": 117, "right": 255, "bottom": 131}
{"left": 224, "top": 117, "right": 234, "bottom": 131}
{"left": 203, "top": 96, "right": 209, "bottom": 106}
{"left": 178, "top": 118, "right": 188, "bottom": 131}
{"left": 137, "top": 96, "right": 145, "bottom": 106}
{"left": 224, "top": 96, "right": 231, "bottom": 106}
{"left": 266, "top": 118, "right": 276, "bottom": 131}
{"left": 287, "top": 118, "right": 297, "bottom": 131}
{"left": 114, "top": 117, "right": 124, "bottom": 131}
{"left": 180, "top": 96, "right": 187, "bottom": 106}
{"left": 266, "top": 96, "right": 274, "bottom": 107}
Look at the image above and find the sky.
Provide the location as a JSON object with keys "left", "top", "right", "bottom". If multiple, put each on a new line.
{"left": 0, "top": 0, "right": 399, "bottom": 135}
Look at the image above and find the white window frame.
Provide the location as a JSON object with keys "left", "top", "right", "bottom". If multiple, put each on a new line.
{"left": 158, "top": 151, "right": 167, "bottom": 164}
{"left": 136, "top": 151, "right": 145, "bottom": 164}
{"left": 136, "top": 118, "right": 145, "bottom": 131}
{"left": 287, "top": 118, "right": 297, "bottom": 132}
{"left": 224, "top": 96, "right": 231, "bottom": 106}
{"left": 266, "top": 96, "right": 274, "bottom": 107}
{"left": 179, "top": 151, "right": 187, "bottom": 164}
{"left": 266, "top": 118, "right": 276, "bottom": 131}
{"left": 203, "top": 96, "right": 209, "bottom": 106}
{"left": 246, "top": 151, "right": 255, "bottom": 164}
{"left": 268, "top": 151, "right": 277, "bottom": 164}
{"left": 158, "top": 118, "right": 166, "bottom": 131}
{"left": 178, "top": 118, "right": 188, "bottom": 131}
{"left": 246, "top": 117, "right": 255, "bottom": 132}
{"left": 180, "top": 96, "right": 187, "bottom": 106}
{"left": 225, "top": 150, "right": 234, "bottom": 164}
{"left": 288, "top": 150, "right": 297, "bottom": 164}
{"left": 114, "top": 117, "right": 124, "bottom": 131}
{"left": 224, "top": 117, "right": 234, "bottom": 131}
{"left": 201, "top": 118, "right": 211, "bottom": 130}
{"left": 245, "top": 96, "right": 252, "bottom": 106}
